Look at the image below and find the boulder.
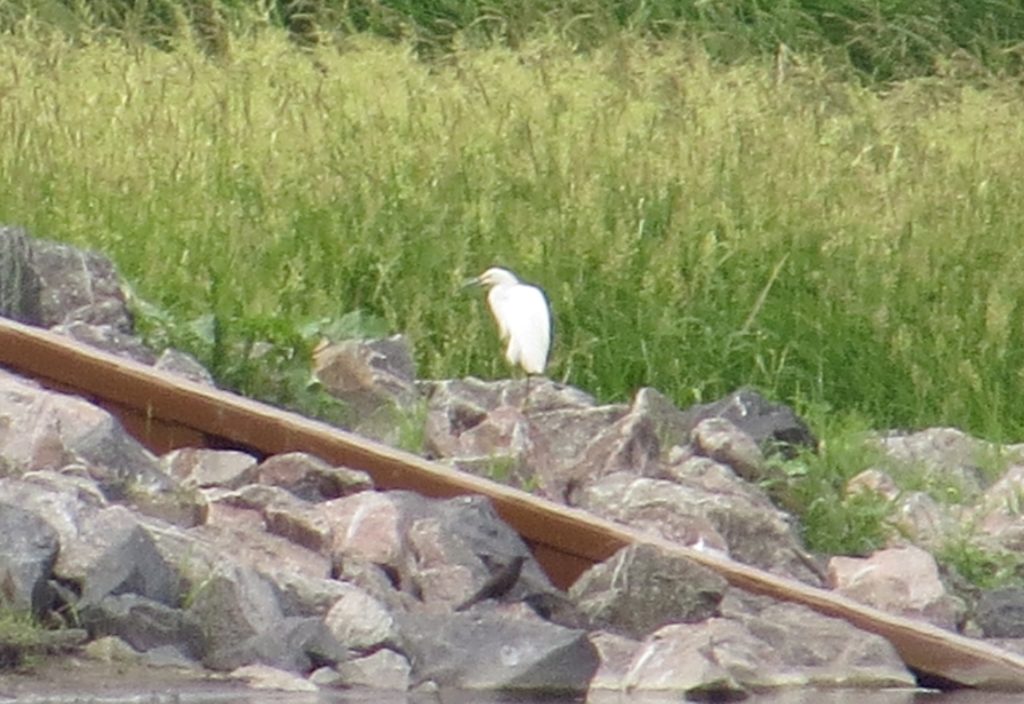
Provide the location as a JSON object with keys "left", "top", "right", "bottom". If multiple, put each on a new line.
{"left": 79, "top": 594, "right": 204, "bottom": 659}
{"left": 874, "top": 427, "right": 1003, "bottom": 502}
{"left": 185, "top": 563, "right": 289, "bottom": 670}
{"left": 0, "top": 369, "right": 169, "bottom": 492}
{"left": 256, "top": 452, "right": 373, "bottom": 501}
{"left": 30, "top": 236, "right": 133, "bottom": 331}
{"left": 0, "top": 502, "right": 59, "bottom": 615}
{"left": 323, "top": 582, "right": 398, "bottom": 652}
{"left": 828, "top": 545, "right": 963, "bottom": 630}
{"left": 195, "top": 499, "right": 332, "bottom": 579}
{"left": 576, "top": 472, "right": 819, "bottom": 584}
{"left": 0, "top": 226, "right": 43, "bottom": 324}
{"left": 153, "top": 348, "right": 215, "bottom": 385}
{"left": 313, "top": 335, "right": 420, "bottom": 444}
{"left": 397, "top": 610, "right": 599, "bottom": 693}
{"left": 690, "top": 417, "right": 769, "bottom": 483}
{"left": 77, "top": 523, "right": 182, "bottom": 608}
{"left": 722, "top": 592, "right": 915, "bottom": 688}
{"left": 622, "top": 619, "right": 763, "bottom": 696}
{"left": 335, "top": 649, "right": 411, "bottom": 690}
{"left": 678, "top": 387, "right": 817, "bottom": 457}
{"left": 569, "top": 543, "right": 727, "bottom": 640}
{"left": 974, "top": 587, "right": 1024, "bottom": 638}
{"left": 51, "top": 321, "right": 156, "bottom": 365}
{"left": 162, "top": 448, "right": 259, "bottom": 490}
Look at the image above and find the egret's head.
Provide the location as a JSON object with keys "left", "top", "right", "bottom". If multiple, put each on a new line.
{"left": 466, "top": 267, "right": 520, "bottom": 289}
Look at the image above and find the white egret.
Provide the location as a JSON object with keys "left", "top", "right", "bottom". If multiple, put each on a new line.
{"left": 467, "top": 267, "right": 551, "bottom": 377}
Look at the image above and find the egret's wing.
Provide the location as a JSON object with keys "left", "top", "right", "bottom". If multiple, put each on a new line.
{"left": 488, "top": 284, "right": 551, "bottom": 374}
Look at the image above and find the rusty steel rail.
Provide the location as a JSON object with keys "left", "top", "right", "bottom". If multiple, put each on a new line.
{"left": 2, "top": 317, "right": 1024, "bottom": 689}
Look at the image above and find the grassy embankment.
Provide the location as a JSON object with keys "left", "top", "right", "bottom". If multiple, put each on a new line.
{"left": 3, "top": 3, "right": 1024, "bottom": 577}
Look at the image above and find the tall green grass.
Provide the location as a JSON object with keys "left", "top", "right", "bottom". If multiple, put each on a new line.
{"left": 4, "top": 30, "right": 1024, "bottom": 443}
{"left": 3, "top": 0, "right": 1024, "bottom": 80}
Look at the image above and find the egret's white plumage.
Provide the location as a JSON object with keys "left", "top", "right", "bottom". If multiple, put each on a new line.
{"left": 469, "top": 267, "right": 551, "bottom": 376}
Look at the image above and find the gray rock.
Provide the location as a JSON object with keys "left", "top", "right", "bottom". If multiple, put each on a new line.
{"left": 630, "top": 387, "right": 693, "bottom": 459}
{"left": 722, "top": 591, "right": 916, "bottom": 688}
{"left": 828, "top": 546, "right": 963, "bottom": 630}
{"left": 874, "top": 427, "right": 1001, "bottom": 501}
{"left": 0, "top": 226, "right": 43, "bottom": 325}
{"left": 256, "top": 452, "right": 373, "bottom": 502}
{"left": 78, "top": 523, "right": 182, "bottom": 608}
{"left": 403, "top": 494, "right": 554, "bottom": 608}
{"left": 323, "top": 582, "right": 397, "bottom": 652}
{"left": 206, "top": 616, "right": 347, "bottom": 673}
{"left": 690, "top": 417, "right": 769, "bottom": 482}
{"left": 80, "top": 594, "right": 204, "bottom": 659}
{"left": 30, "top": 236, "right": 133, "bottom": 332}
{"left": 154, "top": 348, "right": 216, "bottom": 385}
{"left": 51, "top": 321, "right": 156, "bottom": 365}
{"left": 185, "top": 563, "right": 286, "bottom": 669}
{"left": 569, "top": 543, "right": 727, "bottom": 640}
{"left": 163, "top": 448, "right": 259, "bottom": 489}
{"left": 313, "top": 335, "right": 419, "bottom": 444}
{"left": 422, "top": 377, "right": 599, "bottom": 462}
{"left": 576, "top": 472, "right": 820, "bottom": 584}
{"left": 678, "top": 387, "right": 817, "bottom": 457}
{"left": 336, "top": 649, "right": 411, "bottom": 690}
{"left": 398, "top": 610, "right": 598, "bottom": 693}
{"left": 0, "top": 503, "right": 59, "bottom": 615}
{"left": 975, "top": 587, "right": 1024, "bottom": 638}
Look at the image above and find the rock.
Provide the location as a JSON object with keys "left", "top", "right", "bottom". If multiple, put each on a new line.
{"left": 51, "top": 321, "right": 156, "bottom": 365}
{"left": 77, "top": 523, "right": 182, "bottom": 608}
{"left": 231, "top": 664, "right": 319, "bottom": 692}
{"left": 322, "top": 491, "right": 406, "bottom": 570}
{"left": 29, "top": 236, "right": 132, "bottom": 331}
{"left": 569, "top": 544, "right": 727, "bottom": 640}
{"left": 973, "top": 465, "right": 1024, "bottom": 550}
{"left": 690, "top": 417, "right": 769, "bottom": 482}
{"left": 678, "top": 387, "right": 817, "bottom": 457}
{"left": 313, "top": 335, "right": 419, "bottom": 443}
{"left": 828, "top": 545, "right": 963, "bottom": 630}
{"left": 335, "top": 649, "right": 411, "bottom": 690}
{"left": 256, "top": 452, "right": 373, "bottom": 501}
{"left": 630, "top": 387, "right": 693, "bottom": 458}
{"left": 622, "top": 620, "right": 758, "bottom": 696}
{"left": 576, "top": 472, "right": 819, "bottom": 584}
{"left": 163, "top": 448, "right": 259, "bottom": 489}
{"left": 208, "top": 616, "right": 346, "bottom": 673}
{"left": 213, "top": 484, "right": 333, "bottom": 554}
{"left": 153, "top": 348, "right": 215, "bottom": 385}
{"left": 975, "top": 587, "right": 1024, "bottom": 638}
{"left": 722, "top": 591, "right": 915, "bottom": 688}
{"left": 185, "top": 563, "right": 285, "bottom": 669}
{"left": 195, "top": 499, "right": 332, "bottom": 579}
{"left": 323, "top": 582, "right": 397, "bottom": 652}
{"left": 0, "top": 503, "right": 59, "bottom": 615}
{"left": 874, "top": 427, "right": 1003, "bottom": 502}
{"left": 422, "top": 377, "right": 600, "bottom": 464}
{"left": 402, "top": 494, "right": 554, "bottom": 608}
{"left": 0, "top": 369, "right": 171, "bottom": 493}
{"left": 586, "top": 631, "right": 641, "bottom": 690}
{"left": 80, "top": 594, "right": 203, "bottom": 659}
{"left": 565, "top": 404, "right": 661, "bottom": 491}
{"left": 398, "top": 610, "right": 599, "bottom": 693}
{"left": 0, "top": 226, "right": 43, "bottom": 324}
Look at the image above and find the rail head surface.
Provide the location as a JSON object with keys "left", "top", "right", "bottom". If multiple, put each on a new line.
{"left": 3, "top": 317, "right": 1024, "bottom": 690}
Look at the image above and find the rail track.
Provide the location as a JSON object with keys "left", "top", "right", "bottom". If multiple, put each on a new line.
{"left": 2, "top": 316, "right": 1024, "bottom": 689}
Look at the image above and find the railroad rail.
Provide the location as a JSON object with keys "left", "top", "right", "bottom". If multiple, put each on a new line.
{"left": 2, "top": 317, "right": 1024, "bottom": 689}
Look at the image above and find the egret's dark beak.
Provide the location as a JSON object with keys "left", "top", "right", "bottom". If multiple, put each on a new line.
{"left": 462, "top": 275, "right": 483, "bottom": 290}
